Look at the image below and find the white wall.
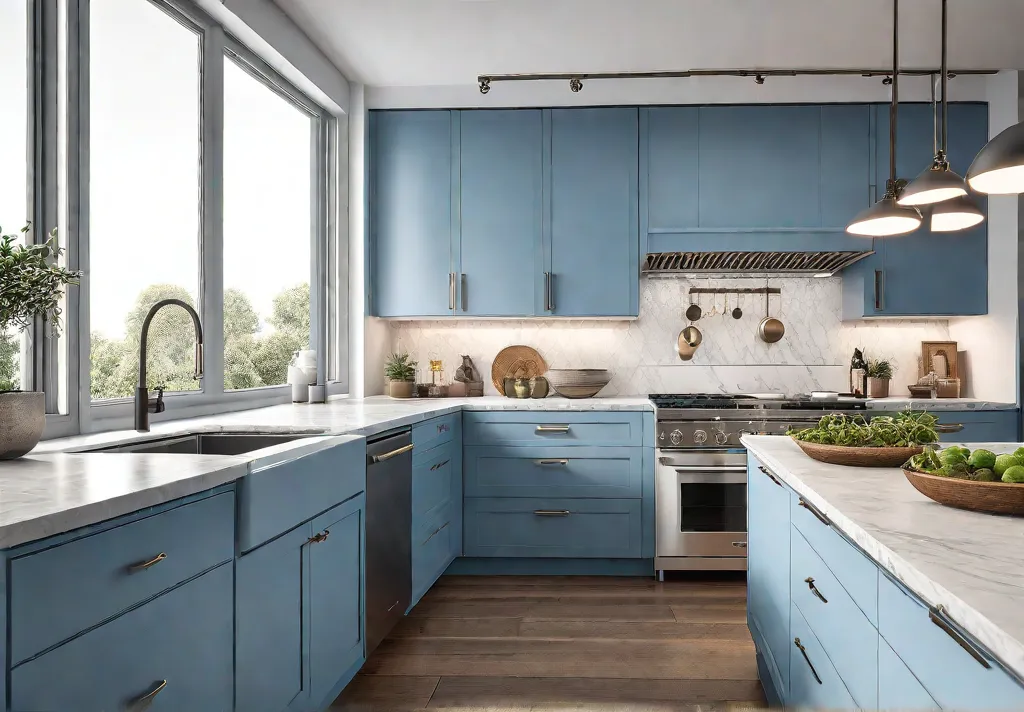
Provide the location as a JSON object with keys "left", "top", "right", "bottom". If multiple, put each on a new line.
{"left": 948, "top": 71, "right": 1020, "bottom": 404}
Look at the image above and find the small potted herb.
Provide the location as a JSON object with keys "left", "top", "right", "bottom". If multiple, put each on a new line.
{"left": 0, "top": 225, "right": 81, "bottom": 458}
{"left": 384, "top": 352, "right": 417, "bottom": 398}
{"left": 866, "top": 358, "right": 894, "bottom": 398}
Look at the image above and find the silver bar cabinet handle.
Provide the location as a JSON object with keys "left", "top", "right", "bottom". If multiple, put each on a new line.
{"left": 534, "top": 510, "right": 570, "bottom": 517}
{"left": 544, "top": 272, "right": 552, "bottom": 311}
{"left": 536, "top": 459, "right": 569, "bottom": 466}
{"left": 536, "top": 425, "right": 570, "bottom": 434}
{"left": 460, "top": 273, "right": 467, "bottom": 311}
{"left": 935, "top": 423, "right": 965, "bottom": 434}
{"left": 930, "top": 605, "right": 991, "bottom": 668}
{"left": 448, "top": 272, "right": 456, "bottom": 311}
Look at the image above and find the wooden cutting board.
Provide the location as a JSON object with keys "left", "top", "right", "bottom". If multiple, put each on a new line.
{"left": 491, "top": 345, "right": 548, "bottom": 395}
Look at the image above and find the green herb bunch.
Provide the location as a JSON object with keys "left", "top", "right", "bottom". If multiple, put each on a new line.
{"left": 384, "top": 352, "right": 417, "bottom": 382}
{"left": 790, "top": 411, "right": 938, "bottom": 447}
{"left": 0, "top": 225, "right": 81, "bottom": 337}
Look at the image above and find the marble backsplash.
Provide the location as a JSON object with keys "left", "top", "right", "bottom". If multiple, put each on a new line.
{"left": 388, "top": 277, "right": 953, "bottom": 396}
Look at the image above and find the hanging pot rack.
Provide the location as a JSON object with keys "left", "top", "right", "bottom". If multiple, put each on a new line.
{"left": 476, "top": 67, "right": 996, "bottom": 94}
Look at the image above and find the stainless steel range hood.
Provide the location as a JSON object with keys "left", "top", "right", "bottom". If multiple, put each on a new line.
{"left": 642, "top": 251, "right": 874, "bottom": 277}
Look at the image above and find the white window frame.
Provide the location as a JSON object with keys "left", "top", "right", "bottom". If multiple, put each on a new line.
{"left": 32, "top": 0, "right": 347, "bottom": 438}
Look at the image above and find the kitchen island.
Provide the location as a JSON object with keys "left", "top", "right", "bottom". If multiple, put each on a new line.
{"left": 743, "top": 434, "right": 1024, "bottom": 709}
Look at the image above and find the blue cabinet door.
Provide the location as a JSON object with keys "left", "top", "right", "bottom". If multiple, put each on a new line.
{"left": 10, "top": 563, "right": 234, "bottom": 712}
{"left": 236, "top": 523, "right": 310, "bottom": 712}
{"left": 458, "top": 110, "right": 543, "bottom": 316}
{"left": 879, "top": 635, "right": 938, "bottom": 709}
{"left": 746, "top": 457, "right": 792, "bottom": 703}
{"left": 308, "top": 495, "right": 365, "bottom": 709}
{"left": 871, "top": 103, "right": 988, "bottom": 316}
{"left": 548, "top": 108, "right": 639, "bottom": 317}
{"left": 370, "top": 110, "right": 454, "bottom": 317}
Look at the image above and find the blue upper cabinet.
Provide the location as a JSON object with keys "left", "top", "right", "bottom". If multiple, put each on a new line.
{"left": 370, "top": 110, "right": 455, "bottom": 317}
{"left": 844, "top": 102, "right": 988, "bottom": 318}
{"left": 547, "top": 108, "right": 640, "bottom": 317}
{"left": 458, "top": 110, "right": 543, "bottom": 316}
{"left": 642, "top": 105, "right": 871, "bottom": 253}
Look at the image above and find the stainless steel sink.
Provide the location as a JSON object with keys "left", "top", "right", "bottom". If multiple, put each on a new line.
{"left": 83, "top": 433, "right": 313, "bottom": 456}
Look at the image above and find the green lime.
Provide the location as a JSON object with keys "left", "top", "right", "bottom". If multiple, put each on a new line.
{"left": 995, "top": 454, "right": 1018, "bottom": 477}
{"left": 968, "top": 449, "right": 997, "bottom": 470}
{"left": 1002, "top": 465, "right": 1024, "bottom": 484}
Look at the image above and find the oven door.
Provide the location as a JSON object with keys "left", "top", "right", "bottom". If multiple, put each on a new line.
{"left": 656, "top": 451, "right": 748, "bottom": 558}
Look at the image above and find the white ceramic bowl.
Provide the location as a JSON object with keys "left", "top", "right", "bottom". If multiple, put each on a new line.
{"left": 544, "top": 369, "right": 611, "bottom": 399}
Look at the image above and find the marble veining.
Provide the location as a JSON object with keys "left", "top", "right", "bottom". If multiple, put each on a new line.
{"left": 390, "top": 277, "right": 954, "bottom": 396}
{"left": 743, "top": 434, "right": 1024, "bottom": 679}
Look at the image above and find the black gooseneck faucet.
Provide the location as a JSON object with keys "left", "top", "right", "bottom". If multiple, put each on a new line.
{"left": 135, "top": 299, "right": 204, "bottom": 432}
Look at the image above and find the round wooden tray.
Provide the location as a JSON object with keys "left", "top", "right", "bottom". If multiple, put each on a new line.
{"left": 491, "top": 345, "right": 547, "bottom": 395}
{"left": 903, "top": 469, "right": 1024, "bottom": 516}
{"left": 792, "top": 437, "right": 923, "bottom": 468}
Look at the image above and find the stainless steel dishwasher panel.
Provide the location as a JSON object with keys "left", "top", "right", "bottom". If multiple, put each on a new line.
{"left": 364, "top": 430, "right": 412, "bottom": 656}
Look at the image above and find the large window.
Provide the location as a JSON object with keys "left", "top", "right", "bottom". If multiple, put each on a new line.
{"left": 222, "top": 56, "right": 313, "bottom": 390}
{"left": 0, "top": 1, "right": 30, "bottom": 393}
{"left": 89, "top": 0, "right": 202, "bottom": 401}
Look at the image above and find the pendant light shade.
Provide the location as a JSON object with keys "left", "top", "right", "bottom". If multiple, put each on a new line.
{"left": 898, "top": 160, "right": 968, "bottom": 206}
{"left": 847, "top": 194, "right": 922, "bottom": 237}
{"left": 967, "top": 121, "right": 1024, "bottom": 195}
{"left": 930, "top": 194, "right": 985, "bottom": 232}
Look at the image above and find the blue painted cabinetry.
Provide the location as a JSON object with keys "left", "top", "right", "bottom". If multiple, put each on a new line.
{"left": 747, "top": 451, "right": 1024, "bottom": 710}
{"left": 411, "top": 414, "right": 463, "bottom": 606}
{"left": 843, "top": 102, "right": 989, "bottom": 318}
{"left": 546, "top": 108, "right": 639, "bottom": 317}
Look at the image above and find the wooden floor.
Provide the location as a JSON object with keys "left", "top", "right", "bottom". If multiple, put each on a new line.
{"left": 331, "top": 575, "right": 765, "bottom": 711}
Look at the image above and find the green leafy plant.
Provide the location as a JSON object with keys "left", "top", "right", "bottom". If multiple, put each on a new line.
{"left": 384, "top": 352, "right": 417, "bottom": 382}
{"left": 867, "top": 358, "right": 894, "bottom": 380}
{"left": 0, "top": 224, "right": 81, "bottom": 338}
{"left": 789, "top": 411, "right": 938, "bottom": 447}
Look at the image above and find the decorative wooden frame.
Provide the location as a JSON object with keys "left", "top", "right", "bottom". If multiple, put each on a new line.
{"left": 922, "top": 341, "right": 959, "bottom": 379}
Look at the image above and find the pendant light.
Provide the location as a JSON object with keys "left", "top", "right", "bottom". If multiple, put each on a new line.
{"left": 967, "top": 122, "right": 1024, "bottom": 194}
{"left": 931, "top": 194, "right": 985, "bottom": 231}
{"left": 898, "top": 0, "right": 968, "bottom": 207}
{"left": 847, "top": 0, "right": 922, "bottom": 237}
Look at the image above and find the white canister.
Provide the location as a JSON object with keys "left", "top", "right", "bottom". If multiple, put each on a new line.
{"left": 291, "top": 382, "right": 309, "bottom": 403}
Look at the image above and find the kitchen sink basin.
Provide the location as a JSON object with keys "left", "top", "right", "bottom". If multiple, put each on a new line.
{"left": 82, "top": 433, "right": 314, "bottom": 456}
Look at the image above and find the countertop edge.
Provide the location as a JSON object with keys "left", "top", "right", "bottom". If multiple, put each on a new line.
{"left": 742, "top": 435, "right": 1024, "bottom": 682}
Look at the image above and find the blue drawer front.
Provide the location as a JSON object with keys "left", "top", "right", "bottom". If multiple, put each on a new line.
{"left": 10, "top": 491, "right": 234, "bottom": 664}
{"left": 238, "top": 437, "right": 366, "bottom": 552}
{"left": 879, "top": 634, "right": 938, "bottom": 709}
{"left": 463, "top": 497, "right": 642, "bottom": 558}
{"left": 413, "top": 515, "right": 455, "bottom": 604}
{"left": 464, "top": 446, "right": 642, "bottom": 499}
{"left": 790, "top": 494, "right": 878, "bottom": 625}
{"left": 790, "top": 527, "right": 877, "bottom": 709}
{"left": 11, "top": 563, "right": 234, "bottom": 712}
{"left": 413, "top": 442, "right": 456, "bottom": 534}
{"left": 789, "top": 601, "right": 858, "bottom": 710}
{"left": 878, "top": 572, "right": 1024, "bottom": 709}
{"left": 936, "top": 410, "right": 1019, "bottom": 443}
{"left": 463, "top": 411, "right": 645, "bottom": 447}
{"left": 412, "top": 412, "right": 458, "bottom": 453}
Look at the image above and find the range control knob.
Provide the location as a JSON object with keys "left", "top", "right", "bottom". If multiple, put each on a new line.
{"left": 715, "top": 431, "right": 730, "bottom": 445}
{"left": 693, "top": 429, "right": 708, "bottom": 444}
{"left": 669, "top": 429, "right": 684, "bottom": 446}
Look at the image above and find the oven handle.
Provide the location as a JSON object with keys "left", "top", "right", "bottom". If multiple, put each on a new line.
{"left": 664, "top": 464, "right": 747, "bottom": 473}
{"left": 674, "top": 470, "right": 748, "bottom": 485}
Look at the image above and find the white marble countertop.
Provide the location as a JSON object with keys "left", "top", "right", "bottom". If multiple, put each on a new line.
{"left": 742, "top": 434, "right": 1024, "bottom": 679}
{"left": 0, "top": 396, "right": 651, "bottom": 549}
{"left": 865, "top": 397, "right": 1018, "bottom": 411}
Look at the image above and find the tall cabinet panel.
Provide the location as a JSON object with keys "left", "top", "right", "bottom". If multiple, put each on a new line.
{"left": 371, "top": 110, "right": 454, "bottom": 317}
{"left": 458, "top": 110, "right": 543, "bottom": 316}
{"left": 547, "top": 108, "right": 639, "bottom": 317}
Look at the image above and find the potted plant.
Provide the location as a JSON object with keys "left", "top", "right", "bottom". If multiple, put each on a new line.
{"left": 866, "top": 358, "right": 894, "bottom": 398}
{"left": 384, "top": 352, "right": 417, "bottom": 398}
{"left": 0, "top": 224, "right": 80, "bottom": 459}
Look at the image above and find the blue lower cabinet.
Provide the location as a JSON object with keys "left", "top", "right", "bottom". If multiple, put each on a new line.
{"left": 308, "top": 496, "right": 365, "bottom": 709}
{"left": 746, "top": 457, "right": 792, "bottom": 702}
{"left": 463, "top": 497, "right": 642, "bottom": 558}
{"left": 935, "top": 409, "right": 1020, "bottom": 443}
{"left": 789, "top": 601, "right": 858, "bottom": 710}
{"left": 11, "top": 562, "right": 234, "bottom": 712}
{"left": 237, "top": 495, "right": 366, "bottom": 712}
{"left": 878, "top": 571, "right": 1024, "bottom": 709}
{"left": 790, "top": 527, "right": 877, "bottom": 708}
{"left": 464, "top": 446, "right": 642, "bottom": 499}
{"left": 879, "top": 634, "right": 938, "bottom": 709}
{"left": 413, "top": 509, "right": 456, "bottom": 604}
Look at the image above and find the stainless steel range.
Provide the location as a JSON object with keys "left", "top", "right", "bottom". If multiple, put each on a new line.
{"left": 651, "top": 393, "right": 866, "bottom": 576}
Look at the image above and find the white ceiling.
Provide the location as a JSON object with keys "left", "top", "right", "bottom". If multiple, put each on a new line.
{"left": 273, "top": 0, "right": 1024, "bottom": 87}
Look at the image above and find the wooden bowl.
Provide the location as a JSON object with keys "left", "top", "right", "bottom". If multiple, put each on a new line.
{"left": 902, "top": 469, "right": 1024, "bottom": 516}
{"left": 792, "top": 437, "right": 923, "bottom": 468}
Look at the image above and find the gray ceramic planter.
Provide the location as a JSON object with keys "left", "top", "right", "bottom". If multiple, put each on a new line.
{"left": 0, "top": 391, "right": 45, "bottom": 459}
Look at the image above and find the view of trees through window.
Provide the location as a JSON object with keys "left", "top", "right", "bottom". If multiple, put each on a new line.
{"left": 1, "top": 2, "right": 29, "bottom": 392}
{"left": 88, "top": 0, "right": 313, "bottom": 400}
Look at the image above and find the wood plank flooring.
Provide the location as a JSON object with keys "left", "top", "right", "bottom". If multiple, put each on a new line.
{"left": 331, "top": 575, "right": 764, "bottom": 711}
